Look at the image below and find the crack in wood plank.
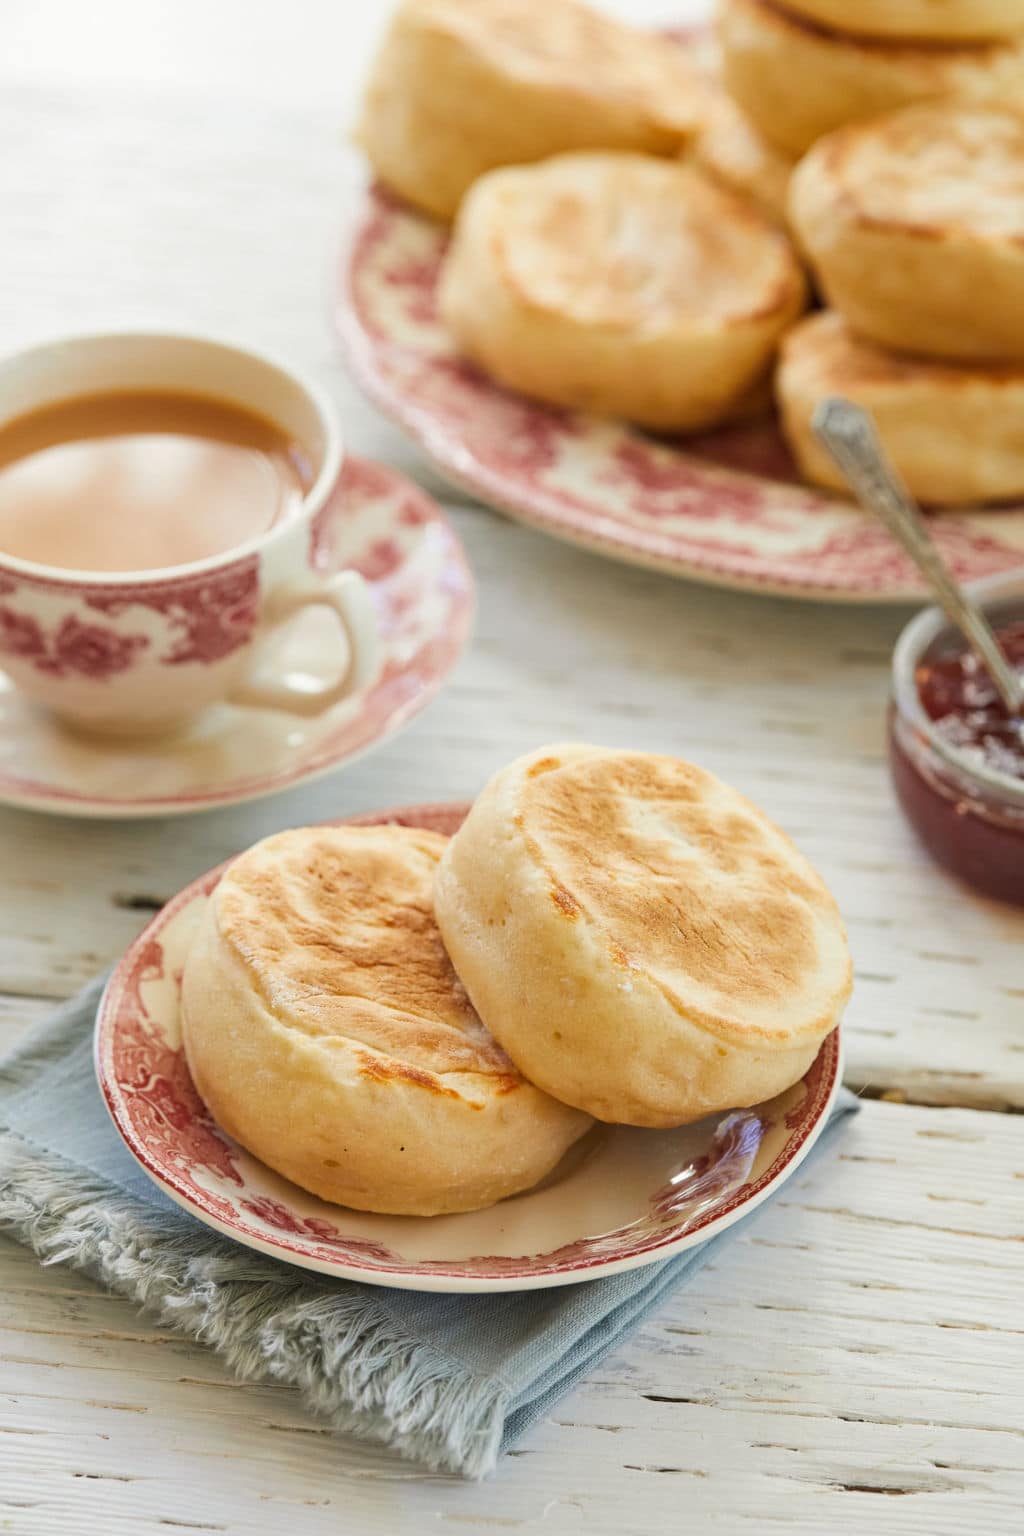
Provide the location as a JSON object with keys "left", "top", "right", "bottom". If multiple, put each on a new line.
{"left": 623, "top": 1466, "right": 708, "bottom": 1477}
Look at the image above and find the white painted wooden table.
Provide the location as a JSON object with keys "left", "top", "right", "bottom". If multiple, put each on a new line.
{"left": 0, "top": 3, "right": 1021, "bottom": 1530}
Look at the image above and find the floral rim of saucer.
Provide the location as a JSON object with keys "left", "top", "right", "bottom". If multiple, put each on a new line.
{"left": 0, "top": 458, "right": 473, "bottom": 817}
{"left": 336, "top": 184, "right": 1024, "bottom": 604}
{"left": 95, "top": 801, "right": 843, "bottom": 1294}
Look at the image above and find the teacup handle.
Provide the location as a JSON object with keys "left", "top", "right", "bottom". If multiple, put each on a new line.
{"left": 228, "top": 570, "right": 378, "bottom": 717}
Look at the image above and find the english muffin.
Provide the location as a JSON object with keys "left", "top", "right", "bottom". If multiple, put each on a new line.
{"left": 181, "top": 824, "right": 591, "bottom": 1216}
{"left": 789, "top": 101, "right": 1024, "bottom": 362}
{"left": 434, "top": 745, "right": 852, "bottom": 1128}
{"left": 439, "top": 153, "right": 807, "bottom": 432}
{"left": 354, "top": 0, "right": 706, "bottom": 221}
{"left": 775, "top": 0, "right": 1024, "bottom": 40}
{"left": 719, "top": 0, "right": 1024, "bottom": 154}
{"left": 778, "top": 311, "right": 1024, "bottom": 507}
{"left": 692, "top": 87, "right": 796, "bottom": 224}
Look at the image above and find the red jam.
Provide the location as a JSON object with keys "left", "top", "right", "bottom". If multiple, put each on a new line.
{"left": 889, "top": 620, "right": 1024, "bottom": 905}
{"left": 916, "top": 621, "right": 1024, "bottom": 780}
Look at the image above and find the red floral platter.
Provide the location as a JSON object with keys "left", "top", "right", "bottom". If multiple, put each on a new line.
{"left": 96, "top": 801, "right": 843, "bottom": 1294}
{"left": 336, "top": 185, "right": 1024, "bottom": 604}
{"left": 0, "top": 459, "right": 473, "bottom": 817}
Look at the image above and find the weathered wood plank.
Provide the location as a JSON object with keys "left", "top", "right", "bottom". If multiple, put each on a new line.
{"left": 1, "top": 1101, "right": 1020, "bottom": 1533}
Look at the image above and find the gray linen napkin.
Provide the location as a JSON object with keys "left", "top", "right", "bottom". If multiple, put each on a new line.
{"left": 0, "top": 980, "right": 858, "bottom": 1478}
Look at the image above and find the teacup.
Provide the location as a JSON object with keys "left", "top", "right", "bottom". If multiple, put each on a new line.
{"left": 0, "top": 332, "right": 377, "bottom": 735}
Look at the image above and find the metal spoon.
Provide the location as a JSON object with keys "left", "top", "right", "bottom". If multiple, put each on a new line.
{"left": 813, "top": 396, "right": 1024, "bottom": 719}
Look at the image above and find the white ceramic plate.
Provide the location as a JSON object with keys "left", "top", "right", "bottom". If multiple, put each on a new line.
{"left": 336, "top": 185, "right": 1024, "bottom": 603}
{"left": 0, "top": 459, "right": 473, "bottom": 816}
{"left": 96, "top": 801, "right": 843, "bottom": 1293}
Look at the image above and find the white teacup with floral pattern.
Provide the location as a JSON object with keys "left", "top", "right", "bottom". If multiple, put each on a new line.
{"left": 0, "top": 332, "right": 377, "bottom": 735}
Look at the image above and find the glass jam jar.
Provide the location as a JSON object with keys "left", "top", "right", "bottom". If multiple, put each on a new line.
{"left": 889, "top": 573, "right": 1024, "bottom": 906}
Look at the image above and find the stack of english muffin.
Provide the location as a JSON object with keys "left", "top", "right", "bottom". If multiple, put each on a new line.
{"left": 355, "top": 0, "right": 1024, "bottom": 508}
{"left": 780, "top": 96, "right": 1024, "bottom": 507}
{"left": 692, "top": 1, "right": 1024, "bottom": 508}
{"left": 181, "top": 746, "right": 852, "bottom": 1216}
{"left": 706, "top": 4, "right": 1024, "bottom": 509}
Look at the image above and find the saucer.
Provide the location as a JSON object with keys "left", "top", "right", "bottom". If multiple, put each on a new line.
{"left": 0, "top": 459, "right": 473, "bottom": 817}
{"left": 95, "top": 799, "right": 843, "bottom": 1294}
{"left": 337, "top": 185, "right": 1024, "bottom": 603}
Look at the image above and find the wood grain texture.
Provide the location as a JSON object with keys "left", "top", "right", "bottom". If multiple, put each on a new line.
{"left": 0, "top": 2, "right": 1021, "bottom": 1530}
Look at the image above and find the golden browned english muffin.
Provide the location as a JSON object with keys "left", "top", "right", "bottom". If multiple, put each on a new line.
{"left": 776, "top": 0, "right": 1024, "bottom": 40}
{"left": 789, "top": 100, "right": 1024, "bottom": 362}
{"left": 181, "top": 824, "right": 591, "bottom": 1216}
{"left": 718, "top": 0, "right": 1024, "bottom": 154}
{"left": 439, "top": 153, "right": 807, "bottom": 432}
{"left": 692, "top": 86, "right": 796, "bottom": 224}
{"left": 434, "top": 745, "right": 852, "bottom": 1129}
{"left": 354, "top": 0, "right": 706, "bottom": 221}
{"left": 778, "top": 311, "right": 1024, "bottom": 506}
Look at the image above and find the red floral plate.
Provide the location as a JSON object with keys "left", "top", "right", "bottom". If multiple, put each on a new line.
{"left": 96, "top": 801, "right": 843, "bottom": 1293}
{"left": 336, "top": 186, "right": 1024, "bottom": 603}
{"left": 0, "top": 460, "right": 472, "bottom": 817}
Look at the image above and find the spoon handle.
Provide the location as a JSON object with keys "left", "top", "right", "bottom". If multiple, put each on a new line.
{"left": 814, "top": 397, "right": 1024, "bottom": 718}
